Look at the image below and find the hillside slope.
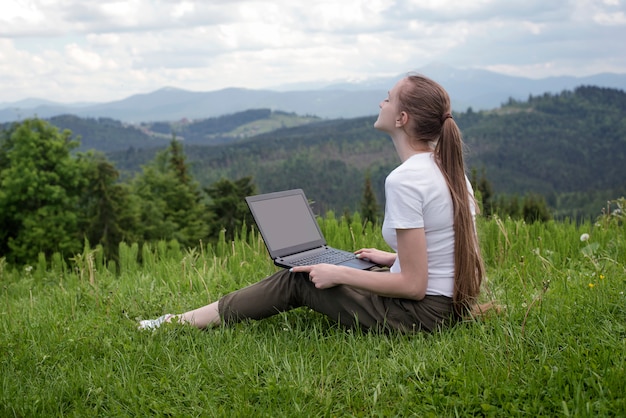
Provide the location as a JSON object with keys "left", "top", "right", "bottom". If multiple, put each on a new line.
{"left": 4, "top": 86, "right": 622, "bottom": 218}
{"left": 109, "top": 86, "right": 626, "bottom": 218}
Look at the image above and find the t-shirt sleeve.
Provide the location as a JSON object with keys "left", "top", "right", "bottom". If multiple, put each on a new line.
{"left": 384, "top": 171, "right": 425, "bottom": 229}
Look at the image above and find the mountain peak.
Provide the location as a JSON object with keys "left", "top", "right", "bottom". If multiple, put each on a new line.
{"left": 155, "top": 86, "right": 189, "bottom": 93}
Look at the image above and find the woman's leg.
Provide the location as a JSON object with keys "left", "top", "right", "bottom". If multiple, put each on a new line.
{"left": 178, "top": 301, "right": 220, "bottom": 328}
{"left": 140, "top": 268, "right": 455, "bottom": 332}
{"left": 138, "top": 269, "right": 298, "bottom": 330}
{"left": 217, "top": 268, "right": 456, "bottom": 332}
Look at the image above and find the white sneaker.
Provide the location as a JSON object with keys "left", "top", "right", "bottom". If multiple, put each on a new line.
{"left": 138, "top": 314, "right": 173, "bottom": 330}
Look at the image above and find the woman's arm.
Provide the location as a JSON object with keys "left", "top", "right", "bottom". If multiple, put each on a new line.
{"left": 353, "top": 248, "right": 397, "bottom": 267}
{"left": 292, "top": 228, "right": 429, "bottom": 301}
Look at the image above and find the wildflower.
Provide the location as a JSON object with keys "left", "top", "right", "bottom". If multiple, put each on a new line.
{"left": 599, "top": 274, "right": 605, "bottom": 280}
{"left": 580, "top": 233, "right": 590, "bottom": 242}
{"left": 588, "top": 283, "right": 595, "bottom": 289}
{"left": 24, "top": 265, "right": 33, "bottom": 277}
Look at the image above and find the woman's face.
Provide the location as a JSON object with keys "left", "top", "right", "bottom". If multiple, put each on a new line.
{"left": 374, "top": 78, "right": 404, "bottom": 133}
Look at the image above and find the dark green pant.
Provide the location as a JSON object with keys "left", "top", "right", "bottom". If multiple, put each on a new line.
{"left": 218, "top": 268, "right": 456, "bottom": 333}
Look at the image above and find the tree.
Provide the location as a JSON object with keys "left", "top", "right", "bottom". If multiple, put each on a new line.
{"left": 205, "top": 177, "right": 257, "bottom": 240}
{"left": 522, "top": 193, "right": 552, "bottom": 223}
{"left": 470, "top": 167, "right": 494, "bottom": 216}
{"left": 168, "top": 136, "right": 190, "bottom": 184}
{"left": 78, "top": 152, "right": 140, "bottom": 261}
{"left": 506, "top": 194, "right": 522, "bottom": 219}
{"left": 131, "top": 141, "right": 210, "bottom": 248}
{"left": 360, "top": 173, "right": 380, "bottom": 224}
{"left": 0, "top": 119, "right": 87, "bottom": 264}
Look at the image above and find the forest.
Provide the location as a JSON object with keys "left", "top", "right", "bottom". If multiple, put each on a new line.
{"left": 0, "top": 85, "right": 625, "bottom": 265}
{"left": 108, "top": 85, "right": 626, "bottom": 219}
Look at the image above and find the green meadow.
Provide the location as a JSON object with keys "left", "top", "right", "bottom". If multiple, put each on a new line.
{"left": 1, "top": 212, "right": 625, "bottom": 417}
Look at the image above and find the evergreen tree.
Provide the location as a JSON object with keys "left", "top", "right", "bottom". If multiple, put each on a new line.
{"left": 78, "top": 151, "right": 139, "bottom": 260}
{"left": 131, "top": 142, "right": 210, "bottom": 248}
{"left": 168, "top": 136, "right": 190, "bottom": 184}
{"left": 522, "top": 193, "right": 552, "bottom": 223}
{"left": 0, "top": 119, "right": 87, "bottom": 264}
{"left": 506, "top": 194, "right": 522, "bottom": 219}
{"left": 360, "top": 173, "right": 380, "bottom": 224}
{"left": 470, "top": 167, "right": 494, "bottom": 216}
{"left": 205, "top": 177, "right": 257, "bottom": 241}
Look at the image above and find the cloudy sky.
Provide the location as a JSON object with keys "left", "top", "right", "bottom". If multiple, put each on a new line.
{"left": 1, "top": 0, "right": 625, "bottom": 104}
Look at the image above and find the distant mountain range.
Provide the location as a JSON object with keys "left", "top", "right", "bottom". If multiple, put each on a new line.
{"left": 1, "top": 64, "right": 625, "bottom": 124}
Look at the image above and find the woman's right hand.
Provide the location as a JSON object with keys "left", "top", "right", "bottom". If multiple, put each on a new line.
{"left": 354, "top": 248, "right": 397, "bottom": 267}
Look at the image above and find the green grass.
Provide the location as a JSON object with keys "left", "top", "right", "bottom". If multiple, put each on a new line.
{"left": 217, "top": 113, "right": 319, "bottom": 140}
{"left": 1, "top": 215, "right": 625, "bottom": 417}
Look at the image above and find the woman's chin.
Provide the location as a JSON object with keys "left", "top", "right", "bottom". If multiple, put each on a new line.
{"left": 373, "top": 121, "right": 388, "bottom": 133}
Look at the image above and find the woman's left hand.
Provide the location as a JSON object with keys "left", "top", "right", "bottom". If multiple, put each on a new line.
{"left": 290, "top": 264, "right": 344, "bottom": 289}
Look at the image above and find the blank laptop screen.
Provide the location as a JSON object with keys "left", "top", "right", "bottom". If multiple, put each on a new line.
{"left": 250, "top": 193, "right": 323, "bottom": 253}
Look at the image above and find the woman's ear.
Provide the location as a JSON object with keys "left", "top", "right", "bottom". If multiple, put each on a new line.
{"left": 395, "top": 111, "right": 408, "bottom": 127}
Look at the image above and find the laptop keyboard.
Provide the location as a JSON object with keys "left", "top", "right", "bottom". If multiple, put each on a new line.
{"left": 290, "top": 249, "right": 356, "bottom": 266}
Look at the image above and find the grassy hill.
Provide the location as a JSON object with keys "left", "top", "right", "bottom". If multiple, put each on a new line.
{"left": 143, "top": 109, "right": 320, "bottom": 146}
{"left": 0, "top": 110, "right": 320, "bottom": 154}
{"left": 1, "top": 215, "right": 624, "bottom": 416}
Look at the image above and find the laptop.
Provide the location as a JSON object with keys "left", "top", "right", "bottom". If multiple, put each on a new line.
{"left": 245, "top": 189, "right": 377, "bottom": 270}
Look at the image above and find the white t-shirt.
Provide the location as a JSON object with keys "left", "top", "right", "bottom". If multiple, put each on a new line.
{"left": 381, "top": 152, "right": 475, "bottom": 297}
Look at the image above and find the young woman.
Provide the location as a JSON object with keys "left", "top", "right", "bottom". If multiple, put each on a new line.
{"left": 139, "top": 74, "right": 485, "bottom": 333}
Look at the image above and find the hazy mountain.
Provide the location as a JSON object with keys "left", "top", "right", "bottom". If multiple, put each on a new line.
{"left": 1, "top": 64, "right": 625, "bottom": 123}
{"left": 0, "top": 98, "right": 95, "bottom": 111}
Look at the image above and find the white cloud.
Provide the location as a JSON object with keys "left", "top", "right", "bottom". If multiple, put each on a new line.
{"left": 594, "top": 11, "right": 626, "bottom": 24}
{"left": 171, "top": 1, "right": 195, "bottom": 19}
{"left": 87, "top": 33, "right": 122, "bottom": 47}
{"left": 0, "top": 0, "right": 624, "bottom": 102}
{"left": 1, "top": 0, "right": 46, "bottom": 23}
{"left": 521, "top": 21, "right": 545, "bottom": 35}
{"left": 65, "top": 43, "right": 104, "bottom": 71}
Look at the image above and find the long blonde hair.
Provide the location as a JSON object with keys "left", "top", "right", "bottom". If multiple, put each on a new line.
{"left": 397, "top": 74, "right": 485, "bottom": 315}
